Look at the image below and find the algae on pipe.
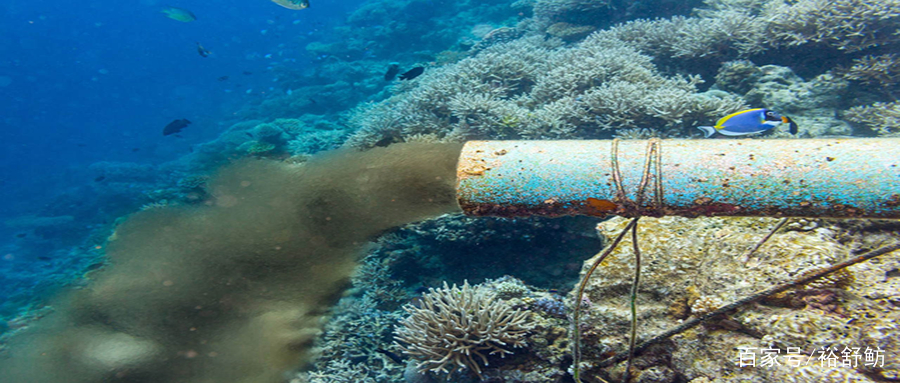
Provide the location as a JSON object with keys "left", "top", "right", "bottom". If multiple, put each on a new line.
{"left": 456, "top": 139, "right": 900, "bottom": 219}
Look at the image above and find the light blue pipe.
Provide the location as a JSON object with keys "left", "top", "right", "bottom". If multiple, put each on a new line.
{"left": 455, "top": 139, "right": 900, "bottom": 219}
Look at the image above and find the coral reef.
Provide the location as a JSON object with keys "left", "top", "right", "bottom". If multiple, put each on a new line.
{"left": 568, "top": 216, "right": 900, "bottom": 382}
{"left": 297, "top": 359, "right": 378, "bottom": 383}
{"left": 8, "top": 0, "right": 900, "bottom": 382}
{"left": 531, "top": 296, "right": 568, "bottom": 319}
{"left": 346, "top": 34, "right": 746, "bottom": 147}
{"left": 763, "top": 0, "right": 900, "bottom": 52}
{"left": 844, "top": 101, "right": 900, "bottom": 136}
{"left": 494, "top": 277, "right": 529, "bottom": 299}
{"left": 242, "top": 140, "right": 278, "bottom": 156}
{"left": 395, "top": 281, "right": 534, "bottom": 378}
{"left": 599, "top": 0, "right": 900, "bottom": 59}
{"left": 303, "top": 295, "right": 406, "bottom": 382}
{"left": 382, "top": 214, "right": 602, "bottom": 290}
{"left": 714, "top": 60, "right": 762, "bottom": 95}
{"left": 842, "top": 54, "right": 900, "bottom": 89}
{"left": 742, "top": 65, "right": 848, "bottom": 112}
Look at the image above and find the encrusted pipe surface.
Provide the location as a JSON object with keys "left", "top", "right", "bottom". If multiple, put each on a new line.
{"left": 456, "top": 139, "right": 900, "bottom": 219}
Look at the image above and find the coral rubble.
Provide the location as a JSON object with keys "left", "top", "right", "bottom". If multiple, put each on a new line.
{"left": 569, "top": 216, "right": 900, "bottom": 382}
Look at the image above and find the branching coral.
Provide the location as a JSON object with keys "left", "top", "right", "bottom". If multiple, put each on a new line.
{"left": 585, "top": 0, "right": 900, "bottom": 60}
{"left": 346, "top": 34, "right": 746, "bottom": 146}
{"left": 843, "top": 54, "right": 900, "bottom": 88}
{"left": 597, "top": 13, "right": 767, "bottom": 58}
{"left": 844, "top": 101, "right": 900, "bottom": 136}
{"left": 394, "top": 281, "right": 534, "bottom": 378}
{"left": 763, "top": 0, "right": 900, "bottom": 52}
{"left": 301, "top": 359, "right": 377, "bottom": 383}
{"left": 343, "top": 0, "right": 898, "bottom": 147}
{"left": 345, "top": 37, "right": 564, "bottom": 146}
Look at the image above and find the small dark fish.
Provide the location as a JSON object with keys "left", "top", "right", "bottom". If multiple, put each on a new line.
{"left": 245, "top": 132, "right": 254, "bottom": 138}
{"left": 242, "top": 71, "right": 253, "bottom": 75}
{"left": 131, "top": 148, "right": 140, "bottom": 152}
{"left": 399, "top": 66, "right": 424, "bottom": 80}
{"left": 94, "top": 176, "right": 106, "bottom": 182}
{"left": 376, "top": 348, "right": 404, "bottom": 365}
{"left": 384, "top": 63, "right": 400, "bottom": 81}
{"left": 196, "top": 42, "right": 211, "bottom": 58}
{"left": 163, "top": 118, "right": 192, "bottom": 136}
{"left": 77, "top": 143, "right": 87, "bottom": 147}
{"left": 15, "top": 233, "right": 26, "bottom": 238}
{"left": 217, "top": 75, "right": 229, "bottom": 81}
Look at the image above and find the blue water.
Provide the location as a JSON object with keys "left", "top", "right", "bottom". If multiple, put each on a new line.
{"left": 0, "top": 0, "right": 366, "bottom": 320}
{"left": 0, "top": 0, "right": 360, "bottom": 218}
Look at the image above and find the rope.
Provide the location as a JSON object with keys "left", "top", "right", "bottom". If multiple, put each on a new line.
{"left": 573, "top": 139, "right": 664, "bottom": 382}
{"left": 610, "top": 138, "right": 664, "bottom": 216}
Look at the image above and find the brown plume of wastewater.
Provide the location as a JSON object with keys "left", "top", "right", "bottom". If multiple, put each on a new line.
{"left": 0, "top": 143, "right": 463, "bottom": 383}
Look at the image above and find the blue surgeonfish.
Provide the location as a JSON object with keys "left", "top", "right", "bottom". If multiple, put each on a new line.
{"left": 698, "top": 108, "right": 798, "bottom": 138}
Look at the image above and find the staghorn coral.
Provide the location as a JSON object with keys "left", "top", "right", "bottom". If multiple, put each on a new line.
{"left": 763, "top": 0, "right": 900, "bottom": 52}
{"left": 584, "top": 0, "right": 900, "bottom": 62}
{"left": 346, "top": 34, "right": 746, "bottom": 146}
{"left": 844, "top": 101, "right": 900, "bottom": 136}
{"left": 346, "top": 36, "right": 565, "bottom": 147}
{"left": 395, "top": 281, "right": 534, "bottom": 378}
{"left": 296, "top": 359, "right": 378, "bottom": 383}
{"left": 351, "top": 248, "right": 410, "bottom": 311}
{"left": 597, "top": 13, "right": 767, "bottom": 59}
{"left": 841, "top": 54, "right": 900, "bottom": 100}
{"left": 843, "top": 54, "right": 900, "bottom": 87}
{"left": 307, "top": 295, "right": 406, "bottom": 382}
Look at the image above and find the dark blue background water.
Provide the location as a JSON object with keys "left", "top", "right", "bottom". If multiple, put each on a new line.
{"left": 0, "top": 0, "right": 362, "bottom": 220}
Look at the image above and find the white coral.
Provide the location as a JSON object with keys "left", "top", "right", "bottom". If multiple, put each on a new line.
{"left": 394, "top": 281, "right": 534, "bottom": 378}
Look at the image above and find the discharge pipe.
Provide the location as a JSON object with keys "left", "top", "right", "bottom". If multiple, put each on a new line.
{"left": 456, "top": 139, "right": 900, "bottom": 219}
